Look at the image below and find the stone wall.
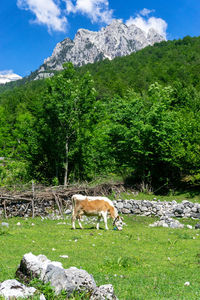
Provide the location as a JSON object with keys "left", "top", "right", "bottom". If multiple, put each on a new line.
{"left": 0, "top": 198, "right": 72, "bottom": 219}
{"left": 113, "top": 199, "right": 200, "bottom": 219}
{"left": 1, "top": 198, "right": 200, "bottom": 219}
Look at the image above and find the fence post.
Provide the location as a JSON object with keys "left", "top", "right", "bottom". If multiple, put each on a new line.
{"left": 52, "top": 191, "right": 63, "bottom": 218}
{"left": 31, "top": 180, "right": 35, "bottom": 218}
{"left": 3, "top": 200, "right": 8, "bottom": 219}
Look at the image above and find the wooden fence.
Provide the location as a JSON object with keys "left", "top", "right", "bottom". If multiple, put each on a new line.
{"left": 0, "top": 182, "right": 126, "bottom": 219}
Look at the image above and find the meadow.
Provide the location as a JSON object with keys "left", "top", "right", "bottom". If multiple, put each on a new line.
{"left": 0, "top": 215, "right": 200, "bottom": 299}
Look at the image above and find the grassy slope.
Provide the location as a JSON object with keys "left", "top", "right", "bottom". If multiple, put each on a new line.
{"left": 1, "top": 215, "right": 200, "bottom": 299}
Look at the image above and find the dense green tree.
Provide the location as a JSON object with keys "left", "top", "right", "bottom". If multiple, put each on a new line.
{"left": 0, "top": 105, "right": 37, "bottom": 185}
{"left": 0, "top": 106, "right": 12, "bottom": 157}
{"left": 107, "top": 83, "right": 200, "bottom": 190}
{"left": 36, "top": 63, "right": 97, "bottom": 184}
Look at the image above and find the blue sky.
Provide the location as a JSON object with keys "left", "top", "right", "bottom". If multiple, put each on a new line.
{"left": 0, "top": 0, "right": 200, "bottom": 79}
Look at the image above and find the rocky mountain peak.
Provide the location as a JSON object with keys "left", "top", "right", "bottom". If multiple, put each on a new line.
{"left": 35, "top": 19, "right": 166, "bottom": 80}
{"left": 147, "top": 28, "right": 165, "bottom": 44}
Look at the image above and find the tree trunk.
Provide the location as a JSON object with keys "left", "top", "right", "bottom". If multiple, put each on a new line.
{"left": 64, "top": 139, "right": 69, "bottom": 186}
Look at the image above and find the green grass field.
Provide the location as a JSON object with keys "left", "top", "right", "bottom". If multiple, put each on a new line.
{"left": 113, "top": 191, "right": 200, "bottom": 203}
{"left": 1, "top": 215, "right": 200, "bottom": 299}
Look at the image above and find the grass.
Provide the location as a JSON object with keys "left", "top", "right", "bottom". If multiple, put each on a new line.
{"left": 86, "top": 174, "right": 200, "bottom": 203}
{"left": 115, "top": 190, "right": 200, "bottom": 203}
{"left": 0, "top": 215, "right": 200, "bottom": 299}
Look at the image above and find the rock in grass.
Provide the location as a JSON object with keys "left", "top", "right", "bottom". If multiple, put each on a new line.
{"left": 16, "top": 253, "right": 62, "bottom": 282}
{"left": 44, "top": 265, "right": 96, "bottom": 295}
{"left": 186, "top": 225, "right": 193, "bottom": 229}
{"left": 90, "top": 284, "right": 118, "bottom": 300}
{"left": 149, "top": 216, "right": 184, "bottom": 228}
{"left": 1, "top": 222, "right": 9, "bottom": 228}
{"left": 16, "top": 253, "right": 118, "bottom": 298}
{"left": 16, "top": 253, "right": 96, "bottom": 296}
{"left": 0, "top": 279, "right": 36, "bottom": 299}
{"left": 195, "top": 223, "right": 200, "bottom": 229}
{"left": 59, "top": 255, "right": 69, "bottom": 259}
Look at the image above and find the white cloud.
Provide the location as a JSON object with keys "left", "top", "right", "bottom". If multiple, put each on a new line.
{"left": 17, "top": 0, "right": 113, "bottom": 32}
{"left": 139, "top": 8, "right": 155, "bottom": 17}
{"left": 17, "top": 0, "right": 67, "bottom": 32}
{"left": 16, "top": 1, "right": 167, "bottom": 39}
{"left": 65, "top": 0, "right": 113, "bottom": 24}
{"left": 0, "top": 70, "right": 22, "bottom": 84}
{"left": 126, "top": 9, "right": 167, "bottom": 40}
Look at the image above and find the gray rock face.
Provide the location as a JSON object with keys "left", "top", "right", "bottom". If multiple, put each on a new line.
{"left": 16, "top": 253, "right": 63, "bottom": 282}
{"left": 44, "top": 265, "right": 96, "bottom": 295}
{"left": 0, "top": 279, "right": 36, "bottom": 299}
{"left": 35, "top": 19, "right": 165, "bottom": 79}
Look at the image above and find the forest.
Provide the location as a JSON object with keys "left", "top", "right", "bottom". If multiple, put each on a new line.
{"left": 0, "top": 36, "right": 200, "bottom": 193}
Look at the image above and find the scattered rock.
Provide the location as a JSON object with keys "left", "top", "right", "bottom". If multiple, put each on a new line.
{"left": 149, "top": 216, "right": 184, "bottom": 229}
{"left": 90, "top": 284, "right": 118, "bottom": 300}
{"left": 186, "top": 225, "right": 193, "bottom": 229}
{"left": 1, "top": 222, "right": 9, "bottom": 228}
{"left": 16, "top": 253, "right": 107, "bottom": 297}
{"left": 195, "top": 223, "right": 200, "bottom": 229}
{"left": 59, "top": 255, "right": 69, "bottom": 259}
{"left": 16, "top": 252, "right": 63, "bottom": 282}
{"left": 0, "top": 279, "right": 36, "bottom": 299}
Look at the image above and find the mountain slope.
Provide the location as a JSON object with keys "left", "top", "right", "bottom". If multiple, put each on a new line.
{"left": 35, "top": 19, "right": 165, "bottom": 80}
{"left": 79, "top": 35, "right": 200, "bottom": 96}
{"left": 0, "top": 35, "right": 199, "bottom": 96}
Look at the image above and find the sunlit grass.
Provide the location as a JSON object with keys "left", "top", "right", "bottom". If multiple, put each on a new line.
{"left": 0, "top": 215, "right": 200, "bottom": 299}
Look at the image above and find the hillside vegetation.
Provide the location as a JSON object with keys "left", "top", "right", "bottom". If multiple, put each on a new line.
{"left": 80, "top": 36, "right": 200, "bottom": 97}
{"left": 0, "top": 36, "right": 200, "bottom": 193}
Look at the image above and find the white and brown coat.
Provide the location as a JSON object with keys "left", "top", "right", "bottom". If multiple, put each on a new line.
{"left": 71, "top": 194, "right": 123, "bottom": 230}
